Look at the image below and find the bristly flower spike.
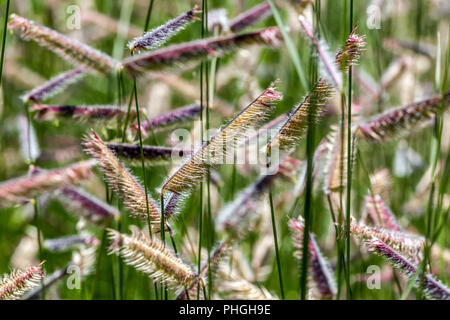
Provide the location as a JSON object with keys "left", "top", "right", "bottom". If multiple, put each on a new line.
{"left": 161, "top": 81, "right": 281, "bottom": 195}
{"left": 0, "top": 262, "right": 45, "bottom": 300}
{"left": 267, "top": 79, "right": 333, "bottom": 152}
{"left": 82, "top": 130, "right": 162, "bottom": 231}
{"left": 367, "top": 239, "right": 450, "bottom": 300}
{"left": 364, "top": 195, "right": 403, "bottom": 232}
{"left": 135, "top": 103, "right": 201, "bottom": 136}
{"left": 0, "top": 161, "right": 95, "bottom": 207}
{"left": 123, "top": 27, "right": 282, "bottom": 76}
{"left": 335, "top": 25, "right": 366, "bottom": 72}
{"left": 354, "top": 92, "right": 450, "bottom": 143}
{"left": 267, "top": 27, "right": 365, "bottom": 154}
{"left": 107, "top": 228, "right": 197, "bottom": 290}
{"left": 31, "top": 104, "right": 145, "bottom": 124}
{"left": 229, "top": 1, "right": 272, "bottom": 33}
{"left": 57, "top": 187, "right": 120, "bottom": 225}
{"left": 128, "top": 6, "right": 201, "bottom": 52}
{"left": 106, "top": 143, "right": 191, "bottom": 166}
{"left": 22, "top": 67, "right": 86, "bottom": 103}
{"left": 8, "top": 14, "right": 120, "bottom": 74}
{"left": 289, "top": 217, "right": 337, "bottom": 299}
{"left": 350, "top": 219, "right": 424, "bottom": 263}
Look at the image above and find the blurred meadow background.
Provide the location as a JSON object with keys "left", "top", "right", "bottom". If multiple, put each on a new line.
{"left": 0, "top": 0, "right": 449, "bottom": 300}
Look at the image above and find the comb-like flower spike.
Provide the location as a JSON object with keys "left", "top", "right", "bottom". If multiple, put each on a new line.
{"left": 136, "top": 103, "right": 201, "bottom": 136}
{"left": 289, "top": 217, "right": 337, "bottom": 299}
{"left": 161, "top": 81, "right": 281, "bottom": 195}
{"left": 367, "top": 239, "right": 450, "bottom": 300}
{"left": 0, "top": 263, "right": 45, "bottom": 300}
{"left": 0, "top": 161, "right": 95, "bottom": 207}
{"left": 106, "top": 143, "right": 191, "bottom": 166}
{"left": 229, "top": 1, "right": 272, "bottom": 33}
{"left": 335, "top": 25, "right": 366, "bottom": 72}
{"left": 354, "top": 92, "right": 450, "bottom": 143}
{"left": 107, "top": 228, "right": 197, "bottom": 290}
{"left": 22, "top": 67, "right": 86, "bottom": 103}
{"left": 123, "top": 27, "right": 282, "bottom": 75}
{"left": 57, "top": 187, "right": 120, "bottom": 224}
{"left": 267, "top": 79, "right": 333, "bottom": 152}
{"left": 350, "top": 219, "right": 424, "bottom": 263}
{"left": 31, "top": 104, "right": 144, "bottom": 124}
{"left": 82, "top": 131, "right": 162, "bottom": 231}
{"left": 8, "top": 14, "right": 120, "bottom": 74}
{"left": 267, "top": 28, "right": 364, "bottom": 153}
{"left": 128, "top": 6, "right": 201, "bottom": 52}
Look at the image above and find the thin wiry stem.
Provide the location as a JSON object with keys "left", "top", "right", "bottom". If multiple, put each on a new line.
{"left": 198, "top": 0, "right": 207, "bottom": 299}
{"left": 133, "top": 77, "right": 153, "bottom": 240}
{"left": 33, "top": 198, "right": 45, "bottom": 299}
{"left": 345, "top": 0, "right": 354, "bottom": 300}
{"left": 268, "top": 162, "right": 285, "bottom": 299}
{"left": 0, "top": 0, "right": 11, "bottom": 86}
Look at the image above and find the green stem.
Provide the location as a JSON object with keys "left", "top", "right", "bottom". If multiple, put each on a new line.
{"left": 300, "top": 0, "right": 320, "bottom": 300}
{"left": 33, "top": 197, "right": 45, "bottom": 300}
{"left": 133, "top": 70, "right": 153, "bottom": 240}
{"left": 345, "top": 0, "right": 354, "bottom": 300}
{"left": 267, "top": 147, "right": 285, "bottom": 299}
{"left": 0, "top": 0, "right": 10, "bottom": 86}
